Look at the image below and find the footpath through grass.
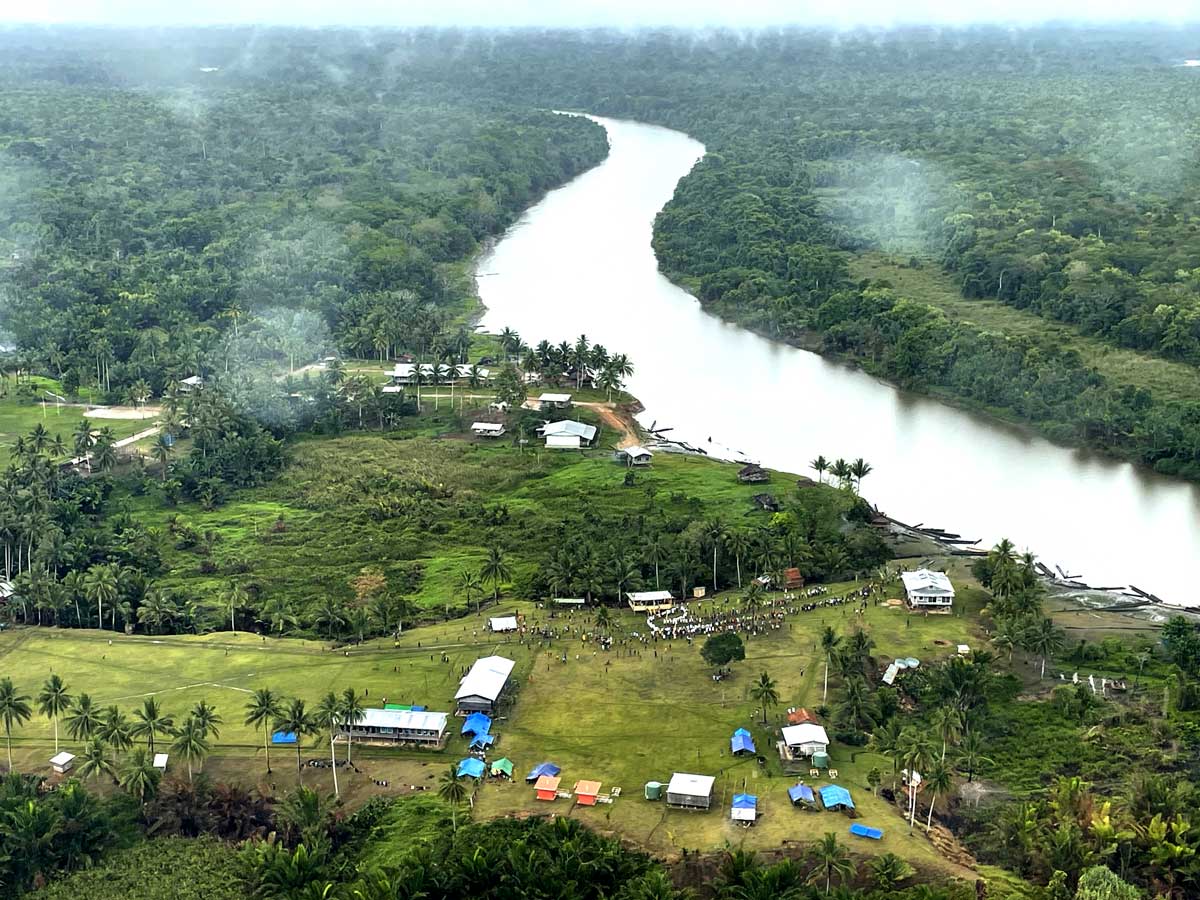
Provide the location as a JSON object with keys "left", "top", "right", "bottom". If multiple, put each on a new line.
{"left": 851, "top": 252, "right": 1200, "bottom": 405}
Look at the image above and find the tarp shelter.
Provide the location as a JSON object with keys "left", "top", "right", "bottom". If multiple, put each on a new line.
{"left": 534, "top": 775, "right": 561, "bottom": 800}
{"left": 470, "top": 733, "right": 496, "bottom": 750}
{"left": 666, "top": 772, "right": 715, "bottom": 809}
{"left": 457, "top": 758, "right": 486, "bottom": 779}
{"left": 491, "top": 758, "right": 514, "bottom": 779}
{"left": 461, "top": 712, "right": 492, "bottom": 737}
{"left": 526, "top": 762, "right": 561, "bottom": 782}
{"left": 50, "top": 751, "right": 75, "bottom": 774}
{"left": 489, "top": 616, "right": 519, "bottom": 633}
{"left": 850, "top": 823, "right": 883, "bottom": 840}
{"left": 812, "top": 751, "right": 831, "bottom": 769}
{"left": 731, "top": 793, "right": 758, "bottom": 822}
{"left": 272, "top": 731, "right": 297, "bottom": 745}
{"left": 819, "top": 784, "right": 855, "bottom": 812}
{"left": 644, "top": 781, "right": 664, "bottom": 800}
{"left": 574, "top": 780, "right": 602, "bottom": 805}
{"left": 731, "top": 728, "right": 756, "bottom": 755}
{"left": 788, "top": 784, "right": 816, "bottom": 807}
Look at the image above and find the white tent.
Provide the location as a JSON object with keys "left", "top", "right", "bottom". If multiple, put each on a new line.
{"left": 489, "top": 615, "right": 519, "bottom": 632}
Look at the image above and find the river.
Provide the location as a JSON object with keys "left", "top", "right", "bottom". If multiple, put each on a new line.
{"left": 477, "top": 115, "right": 1200, "bottom": 607}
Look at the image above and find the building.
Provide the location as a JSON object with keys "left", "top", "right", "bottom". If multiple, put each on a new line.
{"left": 491, "top": 758, "right": 515, "bottom": 780}
{"left": 461, "top": 712, "right": 492, "bottom": 737}
{"left": 731, "top": 793, "right": 758, "bottom": 823}
{"left": 538, "top": 392, "right": 573, "bottom": 410}
{"left": 50, "top": 751, "right": 75, "bottom": 774}
{"left": 489, "top": 615, "right": 519, "bottom": 633}
{"left": 0, "top": 580, "right": 12, "bottom": 601}
{"left": 534, "top": 774, "right": 561, "bottom": 801}
{"left": 153, "top": 753, "right": 169, "bottom": 771}
{"left": 782, "top": 723, "right": 830, "bottom": 757}
{"left": 737, "top": 463, "right": 770, "bottom": 483}
{"left": 731, "top": 728, "right": 756, "bottom": 756}
{"left": 471, "top": 422, "right": 506, "bottom": 438}
{"left": 178, "top": 375, "right": 204, "bottom": 393}
{"left": 537, "top": 419, "right": 597, "bottom": 449}
{"left": 455, "top": 655, "right": 516, "bottom": 714}
{"left": 667, "top": 772, "right": 715, "bottom": 809}
{"left": 343, "top": 708, "right": 449, "bottom": 747}
{"left": 900, "top": 569, "right": 955, "bottom": 610}
{"left": 574, "top": 780, "right": 602, "bottom": 806}
{"left": 785, "top": 707, "right": 818, "bottom": 726}
{"left": 626, "top": 589, "right": 675, "bottom": 612}
{"left": 819, "top": 784, "right": 855, "bottom": 813}
{"left": 615, "top": 446, "right": 653, "bottom": 467}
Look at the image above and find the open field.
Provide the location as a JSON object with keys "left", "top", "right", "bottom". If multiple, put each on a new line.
{"left": 0, "top": 580, "right": 987, "bottom": 868}
{"left": 851, "top": 252, "right": 1200, "bottom": 405}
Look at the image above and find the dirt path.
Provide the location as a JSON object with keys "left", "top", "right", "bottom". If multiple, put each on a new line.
{"left": 575, "top": 401, "right": 641, "bottom": 448}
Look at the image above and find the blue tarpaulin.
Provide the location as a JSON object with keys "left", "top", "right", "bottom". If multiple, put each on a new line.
{"left": 731, "top": 793, "right": 757, "bottom": 809}
{"left": 470, "top": 733, "right": 496, "bottom": 749}
{"left": 457, "top": 758, "right": 486, "bottom": 779}
{"left": 730, "top": 728, "right": 756, "bottom": 755}
{"left": 462, "top": 712, "right": 492, "bottom": 736}
{"left": 819, "top": 784, "right": 855, "bottom": 810}
{"left": 788, "top": 784, "right": 815, "bottom": 805}
{"left": 525, "top": 762, "right": 561, "bottom": 782}
{"left": 850, "top": 823, "right": 883, "bottom": 840}
{"left": 271, "top": 731, "right": 297, "bottom": 745}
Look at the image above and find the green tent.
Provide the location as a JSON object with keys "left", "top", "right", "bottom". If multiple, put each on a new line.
{"left": 491, "top": 758, "right": 515, "bottom": 779}
{"left": 644, "top": 781, "right": 663, "bottom": 800}
{"left": 812, "top": 751, "right": 831, "bottom": 769}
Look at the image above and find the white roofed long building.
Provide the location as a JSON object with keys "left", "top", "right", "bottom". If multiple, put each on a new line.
{"left": 901, "top": 569, "right": 955, "bottom": 609}
{"left": 342, "top": 708, "right": 449, "bottom": 747}
{"left": 455, "top": 655, "right": 516, "bottom": 713}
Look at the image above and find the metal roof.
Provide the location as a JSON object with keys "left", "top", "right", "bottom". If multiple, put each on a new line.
{"left": 667, "top": 772, "right": 715, "bottom": 797}
{"left": 456, "top": 655, "right": 516, "bottom": 702}
{"left": 539, "top": 419, "right": 596, "bottom": 440}
{"left": 538, "top": 393, "right": 572, "bottom": 402}
{"left": 628, "top": 590, "right": 674, "bottom": 603}
{"left": 356, "top": 708, "right": 448, "bottom": 732}
{"left": 782, "top": 723, "right": 829, "bottom": 747}
{"left": 901, "top": 569, "right": 955, "bottom": 596}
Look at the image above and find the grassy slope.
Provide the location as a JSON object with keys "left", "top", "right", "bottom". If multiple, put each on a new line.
{"left": 37, "top": 837, "right": 244, "bottom": 900}
{"left": 852, "top": 252, "right": 1200, "bottom": 404}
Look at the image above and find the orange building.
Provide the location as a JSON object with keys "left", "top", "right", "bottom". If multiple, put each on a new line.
{"left": 574, "top": 780, "right": 602, "bottom": 806}
{"left": 534, "top": 775, "right": 561, "bottom": 801}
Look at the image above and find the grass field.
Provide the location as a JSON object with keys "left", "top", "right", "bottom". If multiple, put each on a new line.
{"left": 851, "top": 252, "right": 1200, "bottom": 404}
{"left": 0, "top": 576, "right": 987, "bottom": 871}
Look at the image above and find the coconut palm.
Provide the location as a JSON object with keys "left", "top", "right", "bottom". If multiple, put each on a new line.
{"left": 957, "top": 731, "right": 993, "bottom": 783}
{"left": 64, "top": 693, "right": 104, "bottom": 743}
{"left": 899, "top": 728, "right": 936, "bottom": 834}
{"left": 457, "top": 569, "right": 484, "bottom": 616}
{"left": 222, "top": 580, "right": 248, "bottom": 633}
{"left": 36, "top": 674, "right": 72, "bottom": 754}
{"left": 151, "top": 433, "right": 174, "bottom": 481}
{"left": 868, "top": 853, "right": 915, "bottom": 891}
{"left": 829, "top": 458, "right": 851, "bottom": 487}
{"left": 275, "top": 697, "right": 315, "bottom": 783}
{"left": 72, "top": 418, "right": 95, "bottom": 471}
{"left": 703, "top": 518, "right": 727, "bottom": 595}
{"left": 820, "top": 626, "right": 841, "bottom": 704}
{"left": 1024, "top": 617, "right": 1066, "bottom": 679}
{"left": 245, "top": 689, "right": 285, "bottom": 774}
{"left": 480, "top": 546, "right": 510, "bottom": 602}
{"left": 82, "top": 563, "right": 118, "bottom": 630}
{"left": 119, "top": 748, "right": 161, "bottom": 806}
{"left": 0, "top": 677, "right": 32, "bottom": 770}
{"left": 77, "top": 737, "right": 115, "bottom": 783}
{"left": 314, "top": 692, "right": 344, "bottom": 799}
{"left": 131, "top": 697, "right": 174, "bottom": 754}
{"left": 806, "top": 832, "right": 854, "bottom": 894}
{"left": 750, "top": 671, "right": 779, "bottom": 726}
{"left": 723, "top": 529, "right": 750, "bottom": 588}
{"left": 931, "top": 707, "right": 964, "bottom": 761}
{"left": 923, "top": 757, "right": 956, "bottom": 832}
{"left": 594, "top": 606, "right": 612, "bottom": 633}
{"left": 810, "top": 455, "right": 829, "bottom": 484}
{"left": 438, "top": 763, "right": 469, "bottom": 831}
{"left": 869, "top": 719, "right": 904, "bottom": 792}
{"left": 340, "top": 688, "right": 366, "bottom": 765}
{"left": 849, "top": 457, "right": 873, "bottom": 491}
{"left": 101, "top": 706, "right": 134, "bottom": 754}
{"left": 170, "top": 715, "right": 211, "bottom": 783}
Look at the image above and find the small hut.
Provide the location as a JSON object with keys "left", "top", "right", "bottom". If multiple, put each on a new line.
{"left": 730, "top": 728, "right": 756, "bottom": 756}
{"left": 788, "top": 784, "right": 817, "bottom": 809}
{"left": 534, "top": 775, "right": 561, "bottom": 801}
{"left": 666, "top": 772, "right": 715, "bottom": 809}
{"left": 731, "top": 793, "right": 758, "bottom": 824}
{"left": 574, "top": 780, "right": 603, "bottom": 806}
{"left": 461, "top": 712, "right": 492, "bottom": 737}
{"left": 50, "top": 751, "right": 75, "bottom": 774}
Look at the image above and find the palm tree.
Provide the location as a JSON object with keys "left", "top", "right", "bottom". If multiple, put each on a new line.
{"left": 868, "top": 853, "right": 915, "bottom": 891}
{"left": 131, "top": 697, "right": 174, "bottom": 754}
{"left": 931, "top": 707, "right": 964, "bottom": 761}
{"left": 77, "top": 737, "right": 115, "bottom": 783}
{"left": 810, "top": 455, "right": 829, "bottom": 484}
{"left": 190, "top": 700, "right": 221, "bottom": 771}
{"left": 1024, "top": 617, "right": 1066, "bottom": 679}
{"left": 72, "top": 418, "right": 95, "bottom": 471}
{"left": 151, "top": 433, "right": 173, "bottom": 482}
{"left": 64, "top": 692, "right": 104, "bottom": 743}
{"left": 849, "top": 458, "right": 873, "bottom": 491}
{"left": 37, "top": 674, "right": 72, "bottom": 754}
{"left": 245, "top": 688, "right": 285, "bottom": 774}
{"left": 750, "top": 671, "right": 779, "bottom": 726}
{"left": 899, "top": 728, "right": 936, "bottom": 834}
{"left": 594, "top": 606, "right": 612, "bottom": 633}
{"left": 807, "top": 832, "right": 853, "bottom": 894}
{"left": 723, "top": 530, "right": 750, "bottom": 588}
{"left": 703, "top": 518, "right": 727, "bottom": 595}
{"left": 457, "top": 569, "right": 484, "bottom": 616}
{"left": 339, "top": 688, "right": 365, "bottom": 765}
{"left": 0, "top": 677, "right": 32, "bottom": 770}
{"left": 83, "top": 563, "right": 118, "bottom": 630}
{"left": 438, "top": 763, "right": 469, "bottom": 831}
{"left": 275, "top": 698, "right": 315, "bottom": 783}
{"left": 923, "top": 757, "right": 955, "bottom": 832}
{"left": 957, "top": 731, "right": 993, "bottom": 783}
{"left": 829, "top": 458, "right": 851, "bottom": 488}
{"left": 869, "top": 719, "right": 904, "bottom": 792}
{"left": 170, "top": 716, "right": 211, "bottom": 783}
{"left": 119, "top": 748, "right": 161, "bottom": 806}
{"left": 314, "top": 692, "right": 344, "bottom": 799}
{"left": 101, "top": 706, "right": 133, "bottom": 754}
{"left": 480, "top": 546, "right": 510, "bottom": 602}
{"left": 222, "top": 580, "right": 248, "bottom": 633}
{"left": 820, "top": 626, "right": 841, "bottom": 704}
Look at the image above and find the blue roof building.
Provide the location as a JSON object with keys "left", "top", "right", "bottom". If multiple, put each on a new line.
{"left": 731, "top": 793, "right": 758, "bottom": 822}
{"left": 461, "top": 712, "right": 492, "bottom": 737}
{"left": 730, "top": 728, "right": 756, "bottom": 755}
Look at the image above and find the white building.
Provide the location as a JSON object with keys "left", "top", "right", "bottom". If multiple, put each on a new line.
{"left": 616, "top": 446, "right": 653, "bottom": 467}
{"left": 388, "top": 363, "right": 491, "bottom": 385}
{"left": 666, "top": 772, "right": 715, "bottom": 809}
{"left": 455, "top": 655, "right": 516, "bottom": 713}
{"left": 538, "top": 392, "right": 572, "bottom": 410}
{"left": 0, "top": 580, "right": 12, "bottom": 600}
{"left": 178, "top": 375, "right": 204, "bottom": 393}
{"left": 152, "top": 753, "right": 169, "bottom": 771}
{"left": 627, "top": 590, "right": 675, "bottom": 612}
{"left": 901, "top": 569, "right": 955, "bottom": 609}
{"left": 471, "top": 422, "right": 506, "bottom": 438}
{"left": 50, "top": 751, "right": 75, "bottom": 774}
{"left": 343, "top": 708, "right": 448, "bottom": 747}
{"left": 538, "top": 420, "right": 597, "bottom": 449}
{"left": 781, "top": 723, "right": 830, "bottom": 757}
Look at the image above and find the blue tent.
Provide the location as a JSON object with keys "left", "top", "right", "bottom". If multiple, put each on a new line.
{"left": 731, "top": 793, "right": 757, "bottom": 809}
{"left": 525, "top": 762, "right": 562, "bottom": 782}
{"left": 850, "top": 823, "right": 883, "bottom": 840}
{"left": 787, "top": 784, "right": 816, "bottom": 805}
{"left": 462, "top": 712, "right": 492, "bottom": 736}
{"left": 457, "top": 757, "right": 486, "bottom": 779}
{"left": 271, "top": 731, "right": 297, "bottom": 745}
{"left": 819, "top": 784, "right": 855, "bottom": 811}
{"left": 730, "top": 728, "right": 756, "bottom": 755}
{"left": 470, "top": 733, "right": 496, "bottom": 750}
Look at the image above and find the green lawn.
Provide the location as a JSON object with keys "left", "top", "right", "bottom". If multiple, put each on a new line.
{"left": 851, "top": 252, "right": 1200, "bottom": 404}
